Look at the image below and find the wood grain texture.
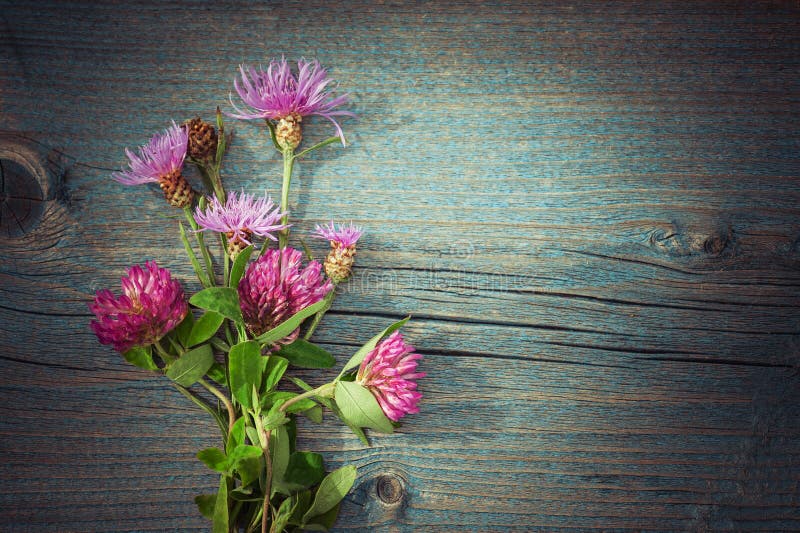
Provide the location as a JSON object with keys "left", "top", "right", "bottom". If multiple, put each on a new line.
{"left": 1, "top": 0, "right": 800, "bottom": 531}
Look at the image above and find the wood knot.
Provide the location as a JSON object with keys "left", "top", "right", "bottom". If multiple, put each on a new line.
{"left": 703, "top": 231, "right": 730, "bottom": 256}
{"left": 375, "top": 473, "right": 405, "bottom": 505}
{"left": 0, "top": 134, "right": 59, "bottom": 240}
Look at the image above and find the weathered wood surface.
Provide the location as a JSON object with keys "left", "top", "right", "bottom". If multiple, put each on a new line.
{"left": 1, "top": 0, "right": 800, "bottom": 530}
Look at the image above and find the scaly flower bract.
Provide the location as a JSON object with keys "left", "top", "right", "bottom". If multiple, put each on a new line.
{"left": 314, "top": 221, "right": 363, "bottom": 283}
{"left": 228, "top": 58, "right": 354, "bottom": 145}
{"left": 356, "top": 331, "right": 425, "bottom": 422}
{"left": 238, "top": 247, "right": 333, "bottom": 341}
{"left": 89, "top": 261, "right": 188, "bottom": 353}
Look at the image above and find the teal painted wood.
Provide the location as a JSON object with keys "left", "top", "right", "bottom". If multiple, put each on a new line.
{"left": 1, "top": 0, "right": 800, "bottom": 531}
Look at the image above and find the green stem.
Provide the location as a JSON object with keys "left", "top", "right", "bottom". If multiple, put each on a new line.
{"left": 171, "top": 382, "right": 227, "bottom": 441}
{"left": 184, "top": 206, "right": 215, "bottom": 286}
{"left": 293, "top": 135, "right": 341, "bottom": 160}
{"left": 198, "top": 378, "right": 236, "bottom": 435}
{"left": 278, "top": 147, "right": 294, "bottom": 249}
{"left": 279, "top": 383, "right": 335, "bottom": 413}
{"left": 179, "top": 221, "right": 212, "bottom": 288}
{"left": 252, "top": 411, "right": 273, "bottom": 533}
{"left": 153, "top": 340, "right": 176, "bottom": 365}
{"left": 303, "top": 288, "right": 336, "bottom": 340}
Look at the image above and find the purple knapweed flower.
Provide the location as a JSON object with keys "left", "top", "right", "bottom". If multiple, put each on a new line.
{"left": 112, "top": 122, "right": 193, "bottom": 207}
{"left": 228, "top": 58, "right": 354, "bottom": 147}
{"left": 89, "top": 261, "right": 188, "bottom": 353}
{"left": 356, "top": 331, "right": 425, "bottom": 422}
{"left": 238, "top": 247, "right": 333, "bottom": 341}
{"left": 313, "top": 221, "right": 363, "bottom": 283}
{"left": 313, "top": 221, "right": 363, "bottom": 248}
{"left": 194, "top": 191, "right": 288, "bottom": 258}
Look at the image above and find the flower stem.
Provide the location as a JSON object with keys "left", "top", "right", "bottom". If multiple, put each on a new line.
{"left": 179, "top": 221, "right": 212, "bottom": 288}
{"left": 303, "top": 289, "right": 336, "bottom": 340}
{"left": 198, "top": 378, "right": 236, "bottom": 435}
{"left": 184, "top": 206, "right": 215, "bottom": 286}
{"left": 278, "top": 147, "right": 294, "bottom": 249}
{"left": 279, "top": 382, "right": 335, "bottom": 413}
{"left": 252, "top": 411, "right": 273, "bottom": 533}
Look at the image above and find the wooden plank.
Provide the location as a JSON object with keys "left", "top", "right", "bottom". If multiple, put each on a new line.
{"left": 1, "top": 0, "right": 800, "bottom": 531}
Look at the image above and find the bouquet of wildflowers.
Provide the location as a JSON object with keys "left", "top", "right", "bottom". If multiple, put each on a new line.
{"left": 89, "top": 58, "right": 425, "bottom": 533}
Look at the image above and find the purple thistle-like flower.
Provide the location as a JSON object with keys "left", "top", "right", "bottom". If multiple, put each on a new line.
{"left": 313, "top": 221, "right": 363, "bottom": 248}
{"left": 228, "top": 58, "right": 354, "bottom": 145}
{"left": 194, "top": 191, "right": 288, "bottom": 257}
{"left": 89, "top": 261, "right": 188, "bottom": 353}
{"left": 356, "top": 331, "right": 425, "bottom": 422}
{"left": 238, "top": 247, "right": 333, "bottom": 340}
{"left": 113, "top": 122, "right": 188, "bottom": 185}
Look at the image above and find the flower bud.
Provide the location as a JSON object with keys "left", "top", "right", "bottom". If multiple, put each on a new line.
{"left": 324, "top": 242, "right": 357, "bottom": 283}
{"left": 275, "top": 113, "right": 303, "bottom": 150}
{"left": 159, "top": 168, "right": 194, "bottom": 208}
{"left": 185, "top": 117, "right": 218, "bottom": 162}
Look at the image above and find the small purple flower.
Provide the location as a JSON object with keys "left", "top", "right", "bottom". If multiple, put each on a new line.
{"left": 89, "top": 261, "right": 188, "bottom": 353}
{"left": 238, "top": 247, "right": 333, "bottom": 340}
{"left": 313, "top": 221, "right": 363, "bottom": 283}
{"left": 228, "top": 58, "right": 354, "bottom": 145}
{"left": 356, "top": 331, "right": 425, "bottom": 422}
{"left": 313, "top": 221, "right": 363, "bottom": 248}
{"left": 194, "top": 191, "right": 288, "bottom": 257}
{"left": 113, "top": 122, "right": 188, "bottom": 185}
{"left": 112, "top": 122, "right": 193, "bottom": 207}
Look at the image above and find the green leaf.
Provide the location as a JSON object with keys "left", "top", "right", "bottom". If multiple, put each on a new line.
{"left": 228, "top": 444, "right": 263, "bottom": 487}
{"left": 271, "top": 496, "right": 295, "bottom": 533}
{"left": 339, "top": 317, "right": 409, "bottom": 376}
{"left": 197, "top": 447, "right": 228, "bottom": 473}
{"left": 302, "top": 465, "right": 357, "bottom": 524}
{"left": 212, "top": 475, "right": 229, "bottom": 533}
{"left": 190, "top": 287, "right": 243, "bottom": 324}
{"left": 226, "top": 417, "right": 246, "bottom": 453}
{"left": 166, "top": 344, "right": 214, "bottom": 387}
{"left": 175, "top": 312, "right": 195, "bottom": 347}
{"left": 122, "top": 345, "right": 158, "bottom": 370}
{"left": 229, "top": 245, "right": 253, "bottom": 288}
{"left": 270, "top": 425, "right": 291, "bottom": 496}
{"left": 262, "top": 408, "right": 288, "bottom": 431}
{"left": 187, "top": 311, "right": 224, "bottom": 347}
{"left": 262, "top": 391, "right": 317, "bottom": 415}
{"left": 207, "top": 361, "right": 227, "bottom": 386}
{"left": 334, "top": 381, "right": 394, "bottom": 434}
{"left": 255, "top": 299, "right": 328, "bottom": 346}
{"left": 280, "top": 452, "right": 325, "bottom": 492}
{"left": 274, "top": 339, "right": 335, "bottom": 368}
{"left": 305, "top": 502, "right": 341, "bottom": 531}
{"left": 288, "top": 490, "right": 312, "bottom": 525}
{"left": 229, "top": 486, "right": 261, "bottom": 501}
{"left": 245, "top": 426, "right": 261, "bottom": 448}
{"left": 228, "top": 341, "right": 265, "bottom": 408}
{"left": 194, "top": 493, "right": 216, "bottom": 520}
{"left": 303, "top": 405, "right": 324, "bottom": 423}
{"left": 263, "top": 356, "right": 289, "bottom": 393}
{"left": 330, "top": 401, "right": 368, "bottom": 445}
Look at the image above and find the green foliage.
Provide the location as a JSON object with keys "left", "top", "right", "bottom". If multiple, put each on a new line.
{"left": 194, "top": 494, "right": 216, "bottom": 519}
{"left": 186, "top": 311, "right": 224, "bottom": 347}
{"left": 255, "top": 299, "right": 328, "bottom": 346}
{"left": 228, "top": 340, "right": 264, "bottom": 408}
{"left": 279, "top": 452, "right": 325, "bottom": 493}
{"left": 334, "top": 380, "right": 394, "bottom": 434}
{"left": 229, "top": 245, "right": 253, "bottom": 288}
{"left": 302, "top": 465, "right": 357, "bottom": 525}
{"left": 274, "top": 339, "right": 335, "bottom": 368}
{"left": 166, "top": 344, "right": 214, "bottom": 387}
{"left": 189, "top": 287, "right": 243, "bottom": 324}
{"left": 122, "top": 345, "right": 158, "bottom": 370}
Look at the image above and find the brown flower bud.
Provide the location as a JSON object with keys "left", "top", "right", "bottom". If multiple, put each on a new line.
{"left": 275, "top": 113, "right": 303, "bottom": 150}
{"left": 159, "top": 169, "right": 194, "bottom": 208}
{"left": 324, "top": 242, "right": 356, "bottom": 283}
{"left": 185, "top": 117, "right": 218, "bottom": 162}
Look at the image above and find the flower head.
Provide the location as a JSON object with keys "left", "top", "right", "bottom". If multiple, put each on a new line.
{"left": 228, "top": 58, "right": 354, "bottom": 147}
{"left": 112, "top": 122, "right": 193, "bottom": 207}
{"left": 313, "top": 221, "right": 363, "bottom": 283}
{"left": 184, "top": 117, "right": 218, "bottom": 162}
{"left": 238, "top": 247, "right": 333, "bottom": 341}
{"left": 89, "top": 261, "right": 188, "bottom": 353}
{"left": 356, "top": 331, "right": 425, "bottom": 422}
{"left": 194, "top": 191, "right": 288, "bottom": 258}
{"left": 313, "top": 221, "right": 363, "bottom": 248}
